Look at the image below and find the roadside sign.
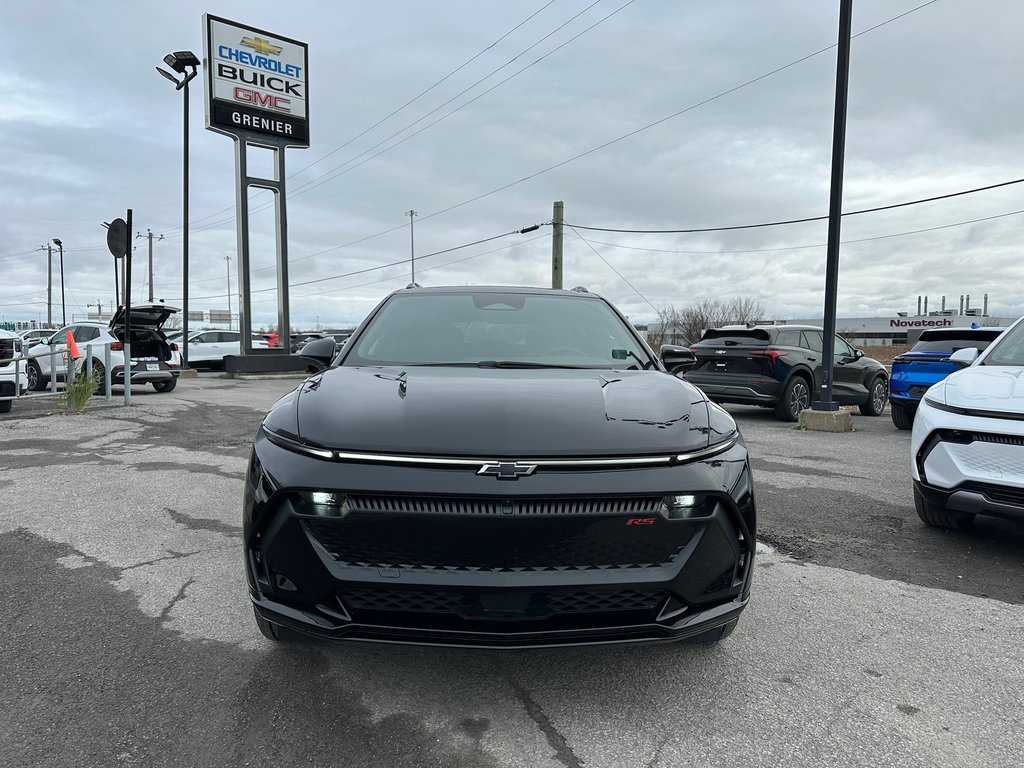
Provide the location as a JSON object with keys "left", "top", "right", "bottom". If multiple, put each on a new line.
{"left": 106, "top": 218, "right": 129, "bottom": 258}
{"left": 203, "top": 15, "right": 309, "bottom": 147}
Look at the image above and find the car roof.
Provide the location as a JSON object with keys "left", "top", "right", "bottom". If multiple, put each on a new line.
{"left": 390, "top": 285, "right": 603, "bottom": 299}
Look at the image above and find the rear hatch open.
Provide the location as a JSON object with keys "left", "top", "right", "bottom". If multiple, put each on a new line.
{"left": 690, "top": 328, "right": 775, "bottom": 377}
{"left": 109, "top": 304, "right": 180, "bottom": 364}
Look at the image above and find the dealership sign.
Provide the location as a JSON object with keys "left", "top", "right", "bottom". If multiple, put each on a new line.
{"left": 203, "top": 15, "right": 309, "bottom": 146}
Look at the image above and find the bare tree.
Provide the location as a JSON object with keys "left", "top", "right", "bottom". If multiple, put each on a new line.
{"left": 651, "top": 297, "right": 768, "bottom": 348}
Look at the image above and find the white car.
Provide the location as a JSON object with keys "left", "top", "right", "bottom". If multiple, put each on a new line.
{"left": 26, "top": 304, "right": 181, "bottom": 393}
{"left": 0, "top": 329, "right": 28, "bottom": 414}
{"left": 174, "top": 330, "right": 268, "bottom": 369}
{"left": 18, "top": 328, "right": 58, "bottom": 348}
{"left": 911, "top": 314, "right": 1024, "bottom": 529}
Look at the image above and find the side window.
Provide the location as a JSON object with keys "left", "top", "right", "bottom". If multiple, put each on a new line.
{"left": 194, "top": 332, "right": 215, "bottom": 344}
{"left": 775, "top": 330, "right": 801, "bottom": 347}
{"left": 76, "top": 326, "right": 100, "bottom": 342}
{"left": 834, "top": 335, "right": 854, "bottom": 357}
{"left": 220, "top": 331, "right": 239, "bottom": 343}
{"left": 801, "top": 331, "right": 823, "bottom": 352}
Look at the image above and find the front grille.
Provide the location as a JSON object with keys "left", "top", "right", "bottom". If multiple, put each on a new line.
{"left": 970, "top": 433, "right": 1024, "bottom": 447}
{"left": 346, "top": 494, "right": 664, "bottom": 517}
{"left": 0, "top": 338, "right": 18, "bottom": 368}
{"left": 342, "top": 588, "right": 665, "bottom": 618}
{"left": 305, "top": 503, "right": 697, "bottom": 572}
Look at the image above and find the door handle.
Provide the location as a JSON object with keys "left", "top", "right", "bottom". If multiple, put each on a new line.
{"left": 807, "top": 357, "right": 817, "bottom": 362}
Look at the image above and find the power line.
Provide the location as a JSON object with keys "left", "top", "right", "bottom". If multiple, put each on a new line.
{"left": 564, "top": 207, "right": 1024, "bottom": 254}
{"left": 565, "top": 176, "right": 1024, "bottom": 234}
{"left": 567, "top": 225, "right": 659, "bottom": 315}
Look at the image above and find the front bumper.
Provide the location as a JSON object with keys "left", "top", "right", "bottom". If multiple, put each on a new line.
{"left": 244, "top": 433, "right": 756, "bottom": 647}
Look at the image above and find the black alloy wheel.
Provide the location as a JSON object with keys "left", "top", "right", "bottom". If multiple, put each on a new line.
{"left": 774, "top": 376, "right": 810, "bottom": 422}
{"left": 26, "top": 361, "right": 45, "bottom": 391}
{"left": 859, "top": 377, "right": 887, "bottom": 417}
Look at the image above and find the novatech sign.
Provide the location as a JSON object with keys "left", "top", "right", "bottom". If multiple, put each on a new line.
{"left": 889, "top": 319, "right": 953, "bottom": 328}
{"left": 203, "top": 15, "right": 309, "bottom": 146}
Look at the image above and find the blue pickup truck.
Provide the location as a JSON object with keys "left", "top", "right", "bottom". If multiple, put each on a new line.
{"left": 889, "top": 326, "right": 1005, "bottom": 429}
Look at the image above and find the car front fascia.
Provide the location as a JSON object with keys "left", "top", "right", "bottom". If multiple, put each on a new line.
{"left": 244, "top": 429, "right": 755, "bottom": 647}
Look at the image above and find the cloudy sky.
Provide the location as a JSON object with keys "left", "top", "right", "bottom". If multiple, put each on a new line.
{"left": 2, "top": 0, "right": 1021, "bottom": 331}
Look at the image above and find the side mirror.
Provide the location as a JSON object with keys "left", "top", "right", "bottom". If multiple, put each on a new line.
{"left": 948, "top": 347, "right": 979, "bottom": 366}
{"left": 854, "top": 349, "right": 864, "bottom": 359}
{"left": 661, "top": 344, "right": 696, "bottom": 374}
{"left": 300, "top": 336, "right": 337, "bottom": 371}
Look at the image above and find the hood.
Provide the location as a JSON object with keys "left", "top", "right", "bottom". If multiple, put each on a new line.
{"left": 110, "top": 303, "right": 179, "bottom": 330}
{"left": 927, "top": 365, "right": 1024, "bottom": 416}
{"left": 283, "top": 367, "right": 717, "bottom": 457}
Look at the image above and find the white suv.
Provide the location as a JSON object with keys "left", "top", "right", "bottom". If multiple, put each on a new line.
{"left": 0, "top": 329, "right": 28, "bottom": 414}
{"left": 911, "top": 314, "right": 1024, "bottom": 529}
{"left": 26, "top": 304, "right": 181, "bottom": 393}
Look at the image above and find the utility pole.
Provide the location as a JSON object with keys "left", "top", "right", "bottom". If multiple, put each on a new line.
{"left": 137, "top": 229, "right": 164, "bottom": 302}
{"left": 225, "top": 255, "right": 232, "bottom": 329}
{"left": 552, "top": 200, "right": 564, "bottom": 290}
{"left": 406, "top": 210, "right": 418, "bottom": 284}
{"left": 42, "top": 244, "right": 53, "bottom": 326}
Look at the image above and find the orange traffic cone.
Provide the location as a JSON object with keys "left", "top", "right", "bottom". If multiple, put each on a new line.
{"left": 67, "top": 331, "right": 83, "bottom": 360}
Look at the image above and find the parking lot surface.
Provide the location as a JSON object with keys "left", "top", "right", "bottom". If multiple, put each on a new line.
{"left": 1, "top": 378, "right": 1022, "bottom": 767}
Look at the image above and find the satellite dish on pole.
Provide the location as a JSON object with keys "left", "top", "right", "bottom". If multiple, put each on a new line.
{"left": 106, "top": 218, "right": 129, "bottom": 259}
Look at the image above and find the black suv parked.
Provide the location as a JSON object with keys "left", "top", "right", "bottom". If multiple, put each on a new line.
{"left": 682, "top": 325, "right": 888, "bottom": 421}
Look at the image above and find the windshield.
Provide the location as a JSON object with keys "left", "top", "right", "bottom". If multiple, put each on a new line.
{"left": 981, "top": 320, "right": 1024, "bottom": 366}
{"left": 343, "top": 291, "right": 653, "bottom": 369}
{"left": 910, "top": 330, "right": 1002, "bottom": 353}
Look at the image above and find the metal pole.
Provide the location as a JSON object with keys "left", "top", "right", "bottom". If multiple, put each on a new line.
{"left": 552, "top": 200, "right": 564, "bottom": 290}
{"left": 406, "top": 210, "right": 417, "bottom": 283}
{"left": 235, "top": 139, "right": 252, "bottom": 354}
{"left": 275, "top": 146, "right": 290, "bottom": 349}
{"left": 58, "top": 242, "right": 66, "bottom": 326}
{"left": 182, "top": 78, "right": 190, "bottom": 369}
{"left": 225, "top": 255, "right": 232, "bottom": 329}
{"left": 147, "top": 229, "right": 154, "bottom": 302}
{"left": 124, "top": 208, "right": 133, "bottom": 405}
{"left": 104, "top": 343, "right": 112, "bottom": 401}
{"left": 46, "top": 244, "right": 53, "bottom": 326}
{"left": 812, "top": 0, "right": 853, "bottom": 413}
{"left": 114, "top": 257, "right": 120, "bottom": 308}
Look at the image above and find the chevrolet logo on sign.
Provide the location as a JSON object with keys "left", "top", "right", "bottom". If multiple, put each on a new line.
{"left": 241, "top": 36, "right": 282, "bottom": 56}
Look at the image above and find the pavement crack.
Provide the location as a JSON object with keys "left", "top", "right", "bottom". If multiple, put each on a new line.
{"left": 644, "top": 736, "right": 670, "bottom": 768}
{"left": 159, "top": 578, "right": 195, "bottom": 622}
{"left": 507, "top": 679, "right": 583, "bottom": 768}
{"left": 119, "top": 550, "right": 201, "bottom": 572}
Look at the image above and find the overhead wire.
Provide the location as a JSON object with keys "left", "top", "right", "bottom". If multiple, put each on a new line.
{"left": 567, "top": 225, "right": 660, "bottom": 315}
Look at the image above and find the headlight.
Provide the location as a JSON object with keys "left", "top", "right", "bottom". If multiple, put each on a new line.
{"left": 674, "top": 432, "right": 738, "bottom": 464}
{"left": 660, "top": 494, "right": 717, "bottom": 520}
{"left": 295, "top": 491, "right": 352, "bottom": 518}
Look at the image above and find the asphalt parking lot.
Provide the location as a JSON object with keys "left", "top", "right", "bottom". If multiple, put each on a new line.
{"left": 1, "top": 377, "right": 1022, "bottom": 767}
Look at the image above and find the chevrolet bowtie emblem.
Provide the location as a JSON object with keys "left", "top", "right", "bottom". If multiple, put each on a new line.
{"left": 241, "top": 36, "right": 283, "bottom": 56}
{"left": 477, "top": 461, "right": 537, "bottom": 480}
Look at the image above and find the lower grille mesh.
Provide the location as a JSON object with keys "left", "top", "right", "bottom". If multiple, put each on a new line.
{"left": 343, "top": 588, "right": 665, "bottom": 617}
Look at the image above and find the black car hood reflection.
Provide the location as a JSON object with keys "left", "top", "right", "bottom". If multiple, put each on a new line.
{"left": 288, "top": 366, "right": 715, "bottom": 457}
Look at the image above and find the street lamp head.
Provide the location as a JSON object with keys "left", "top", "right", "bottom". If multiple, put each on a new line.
{"left": 52, "top": 238, "right": 62, "bottom": 247}
{"left": 163, "top": 51, "right": 200, "bottom": 74}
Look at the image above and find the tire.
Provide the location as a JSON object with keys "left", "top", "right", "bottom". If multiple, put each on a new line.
{"left": 153, "top": 378, "right": 178, "bottom": 393}
{"left": 891, "top": 403, "right": 914, "bottom": 430}
{"left": 914, "top": 486, "right": 974, "bottom": 530}
{"left": 0, "top": 398, "right": 11, "bottom": 414}
{"left": 26, "top": 361, "right": 45, "bottom": 392}
{"left": 688, "top": 618, "right": 738, "bottom": 645}
{"left": 773, "top": 376, "right": 811, "bottom": 422}
{"left": 859, "top": 376, "right": 887, "bottom": 416}
{"left": 253, "top": 607, "right": 305, "bottom": 642}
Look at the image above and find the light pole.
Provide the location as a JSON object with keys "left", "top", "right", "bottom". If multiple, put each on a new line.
{"left": 157, "top": 50, "right": 199, "bottom": 368}
{"left": 51, "top": 238, "right": 65, "bottom": 326}
{"left": 406, "top": 209, "right": 418, "bottom": 284}
{"left": 225, "top": 255, "right": 232, "bottom": 329}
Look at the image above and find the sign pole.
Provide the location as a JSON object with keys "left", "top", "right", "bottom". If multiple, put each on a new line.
{"left": 812, "top": 0, "right": 853, "bottom": 412}
{"left": 124, "top": 208, "right": 133, "bottom": 405}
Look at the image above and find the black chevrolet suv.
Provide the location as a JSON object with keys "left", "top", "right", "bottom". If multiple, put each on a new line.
{"left": 245, "top": 286, "right": 756, "bottom": 647}
{"left": 683, "top": 325, "right": 888, "bottom": 421}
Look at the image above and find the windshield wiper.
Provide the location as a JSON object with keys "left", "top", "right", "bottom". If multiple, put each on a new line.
{"left": 476, "top": 360, "right": 596, "bottom": 369}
